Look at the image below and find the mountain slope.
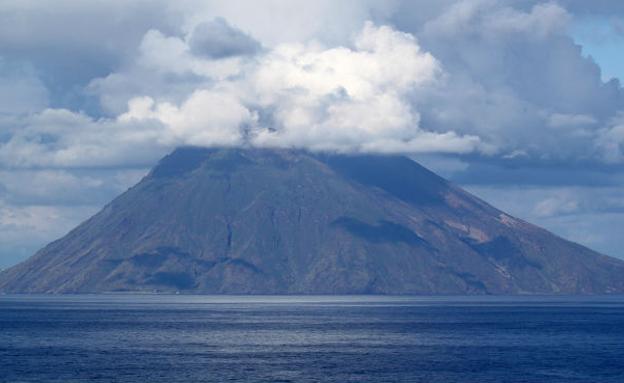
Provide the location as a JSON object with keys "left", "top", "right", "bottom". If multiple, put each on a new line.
{"left": 1, "top": 147, "right": 623, "bottom": 294}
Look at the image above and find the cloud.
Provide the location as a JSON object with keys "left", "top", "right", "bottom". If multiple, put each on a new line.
{"left": 173, "top": 0, "right": 397, "bottom": 47}
{"left": 0, "top": 168, "right": 146, "bottom": 206}
{"left": 595, "top": 112, "right": 624, "bottom": 163}
{"left": 87, "top": 26, "right": 250, "bottom": 115}
{"left": 547, "top": 113, "right": 597, "bottom": 128}
{"left": 0, "top": 108, "right": 165, "bottom": 168}
{"left": 0, "top": 92, "right": 246, "bottom": 169}
{"left": 0, "top": 201, "right": 100, "bottom": 268}
{"left": 399, "top": 0, "right": 624, "bottom": 163}
{"left": 245, "top": 22, "right": 482, "bottom": 153}
{"left": 0, "top": 0, "right": 183, "bottom": 112}
{"left": 422, "top": 0, "right": 570, "bottom": 40}
{"left": 532, "top": 192, "right": 581, "bottom": 218}
{"left": 1, "top": 21, "right": 484, "bottom": 170}
{"left": 137, "top": 29, "right": 248, "bottom": 79}
{"left": 10, "top": 0, "right": 620, "bottom": 166}
{"left": 188, "top": 18, "right": 261, "bottom": 58}
{"left": 3, "top": 0, "right": 624, "bottom": 165}
{"left": 120, "top": 91, "right": 254, "bottom": 147}
{"left": 0, "top": 58, "right": 49, "bottom": 114}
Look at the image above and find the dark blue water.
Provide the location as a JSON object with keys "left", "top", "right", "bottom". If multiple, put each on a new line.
{"left": 1, "top": 295, "right": 623, "bottom": 382}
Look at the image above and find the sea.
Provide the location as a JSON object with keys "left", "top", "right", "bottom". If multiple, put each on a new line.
{"left": 1, "top": 295, "right": 623, "bottom": 383}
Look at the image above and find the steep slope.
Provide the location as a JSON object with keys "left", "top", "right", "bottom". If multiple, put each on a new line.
{"left": 1, "top": 147, "right": 623, "bottom": 294}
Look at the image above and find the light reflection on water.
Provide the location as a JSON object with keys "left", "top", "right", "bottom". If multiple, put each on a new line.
{"left": 1, "top": 295, "right": 624, "bottom": 382}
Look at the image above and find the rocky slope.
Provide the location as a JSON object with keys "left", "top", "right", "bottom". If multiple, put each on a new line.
{"left": 1, "top": 147, "right": 623, "bottom": 294}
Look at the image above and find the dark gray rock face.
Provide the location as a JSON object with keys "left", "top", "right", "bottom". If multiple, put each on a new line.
{"left": 1, "top": 147, "right": 623, "bottom": 294}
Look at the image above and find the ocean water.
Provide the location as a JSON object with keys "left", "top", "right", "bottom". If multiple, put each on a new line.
{"left": 1, "top": 295, "right": 623, "bottom": 383}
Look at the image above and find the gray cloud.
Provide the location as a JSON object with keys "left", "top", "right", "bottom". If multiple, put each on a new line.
{"left": 0, "top": 202, "right": 100, "bottom": 269}
{"left": 0, "top": 169, "right": 147, "bottom": 206}
{"left": 0, "top": 58, "right": 48, "bottom": 114}
{"left": 0, "top": 0, "right": 183, "bottom": 112}
{"left": 188, "top": 18, "right": 261, "bottom": 58}
{"left": 407, "top": 1, "right": 624, "bottom": 163}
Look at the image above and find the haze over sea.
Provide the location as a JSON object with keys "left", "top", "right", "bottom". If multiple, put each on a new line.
{"left": 1, "top": 295, "right": 623, "bottom": 383}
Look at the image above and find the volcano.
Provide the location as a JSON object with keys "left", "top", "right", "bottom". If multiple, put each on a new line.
{"left": 1, "top": 147, "right": 623, "bottom": 294}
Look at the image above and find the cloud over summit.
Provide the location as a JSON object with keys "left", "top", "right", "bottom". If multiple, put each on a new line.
{"left": 1, "top": 21, "right": 486, "bottom": 169}
{"left": 3, "top": 0, "right": 622, "bottom": 169}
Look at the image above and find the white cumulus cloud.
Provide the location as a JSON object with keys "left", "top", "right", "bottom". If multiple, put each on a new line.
{"left": 1, "top": 21, "right": 485, "bottom": 169}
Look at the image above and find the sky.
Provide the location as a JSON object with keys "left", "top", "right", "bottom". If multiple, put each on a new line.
{"left": 1, "top": 0, "right": 624, "bottom": 268}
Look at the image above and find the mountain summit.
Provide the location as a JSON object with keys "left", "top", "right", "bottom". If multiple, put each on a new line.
{"left": 1, "top": 147, "right": 623, "bottom": 294}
